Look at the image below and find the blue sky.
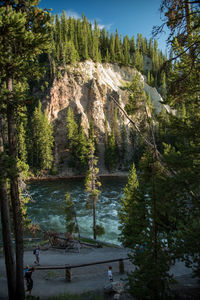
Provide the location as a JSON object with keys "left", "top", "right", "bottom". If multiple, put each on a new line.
{"left": 39, "top": 0, "right": 169, "bottom": 53}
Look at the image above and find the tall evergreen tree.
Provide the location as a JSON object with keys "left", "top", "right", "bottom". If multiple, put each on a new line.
{"left": 76, "top": 127, "right": 89, "bottom": 171}
{"left": 64, "top": 192, "right": 79, "bottom": 236}
{"left": 153, "top": 0, "right": 200, "bottom": 280}
{"left": 119, "top": 155, "right": 174, "bottom": 299}
{"left": 0, "top": 1, "right": 51, "bottom": 298}
{"left": 85, "top": 140, "right": 101, "bottom": 240}
{"left": 104, "top": 130, "right": 118, "bottom": 171}
{"left": 31, "top": 102, "right": 54, "bottom": 171}
{"left": 123, "top": 35, "right": 130, "bottom": 65}
{"left": 92, "top": 20, "right": 101, "bottom": 62}
{"left": 0, "top": 117, "right": 16, "bottom": 299}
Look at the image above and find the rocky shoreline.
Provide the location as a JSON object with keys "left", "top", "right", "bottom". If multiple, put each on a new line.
{"left": 26, "top": 172, "right": 129, "bottom": 182}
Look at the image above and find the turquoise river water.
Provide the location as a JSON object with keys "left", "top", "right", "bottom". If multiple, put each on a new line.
{"left": 26, "top": 177, "right": 128, "bottom": 245}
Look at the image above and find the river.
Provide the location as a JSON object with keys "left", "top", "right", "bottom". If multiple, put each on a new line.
{"left": 27, "top": 177, "right": 128, "bottom": 245}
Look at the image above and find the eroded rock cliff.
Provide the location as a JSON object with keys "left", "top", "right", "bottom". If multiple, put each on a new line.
{"left": 44, "top": 60, "right": 164, "bottom": 174}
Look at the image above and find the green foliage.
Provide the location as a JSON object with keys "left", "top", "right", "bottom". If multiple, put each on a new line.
{"left": 47, "top": 270, "right": 57, "bottom": 279}
{"left": 17, "top": 121, "right": 28, "bottom": 164}
{"left": 0, "top": 2, "right": 52, "bottom": 297}
{"left": 47, "top": 292, "right": 104, "bottom": 300}
{"left": 66, "top": 107, "right": 89, "bottom": 173}
{"left": 48, "top": 12, "right": 166, "bottom": 81}
{"left": 104, "top": 130, "right": 118, "bottom": 171}
{"left": 64, "top": 41, "right": 79, "bottom": 64}
{"left": 17, "top": 158, "right": 30, "bottom": 180}
{"left": 95, "top": 224, "right": 105, "bottom": 236}
{"left": 66, "top": 107, "right": 78, "bottom": 145}
{"left": 0, "top": 4, "right": 52, "bottom": 81}
{"left": 64, "top": 192, "right": 78, "bottom": 234}
{"left": 30, "top": 101, "right": 54, "bottom": 171}
{"left": 119, "top": 156, "right": 174, "bottom": 299}
{"left": 26, "top": 295, "right": 40, "bottom": 300}
{"left": 155, "top": 0, "right": 200, "bottom": 281}
{"left": 118, "top": 163, "right": 142, "bottom": 248}
{"left": 50, "top": 164, "right": 58, "bottom": 175}
{"left": 123, "top": 73, "right": 144, "bottom": 115}
{"left": 119, "top": 3, "right": 200, "bottom": 292}
{"left": 85, "top": 140, "right": 101, "bottom": 239}
{"left": 119, "top": 124, "right": 129, "bottom": 168}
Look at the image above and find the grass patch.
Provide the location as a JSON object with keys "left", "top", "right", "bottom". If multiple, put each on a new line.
{"left": 47, "top": 270, "right": 57, "bottom": 279}
{"left": 80, "top": 236, "right": 120, "bottom": 248}
{"left": 26, "top": 296, "right": 40, "bottom": 300}
{"left": 47, "top": 291, "right": 104, "bottom": 300}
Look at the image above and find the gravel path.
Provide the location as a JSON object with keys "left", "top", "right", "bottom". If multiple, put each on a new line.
{"left": 0, "top": 246, "right": 198, "bottom": 299}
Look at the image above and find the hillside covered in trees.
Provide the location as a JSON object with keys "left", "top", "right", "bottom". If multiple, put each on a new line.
{"left": 1, "top": 11, "right": 170, "bottom": 178}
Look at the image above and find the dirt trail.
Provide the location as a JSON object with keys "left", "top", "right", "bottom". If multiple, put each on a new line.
{"left": 0, "top": 246, "right": 198, "bottom": 299}
{"left": 0, "top": 247, "right": 131, "bottom": 299}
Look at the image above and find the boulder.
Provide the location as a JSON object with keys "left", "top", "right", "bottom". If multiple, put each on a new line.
{"left": 104, "top": 281, "right": 125, "bottom": 294}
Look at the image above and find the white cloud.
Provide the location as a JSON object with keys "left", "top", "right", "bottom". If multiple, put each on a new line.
{"left": 58, "top": 9, "right": 113, "bottom": 31}
{"left": 58, "top": 9, "right": 81, "bottom": 19}
{"left": 91, "top": 18, "right": 113, "bottom": 31}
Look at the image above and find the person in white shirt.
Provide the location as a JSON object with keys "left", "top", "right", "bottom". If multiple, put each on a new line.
{"left": 108, "top": 266, "right": 113, "bottom": 282}
{"left": 34, "top": 245, "right": 40, "bottom": 265}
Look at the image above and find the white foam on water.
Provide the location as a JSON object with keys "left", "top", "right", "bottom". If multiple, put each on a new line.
{"left": 27, "top": 178, "right": 127, "bottom": 245}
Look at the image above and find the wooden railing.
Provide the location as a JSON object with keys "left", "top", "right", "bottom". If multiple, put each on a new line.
{"left": 32, "top": 257, "right": 129, "bottom": 282}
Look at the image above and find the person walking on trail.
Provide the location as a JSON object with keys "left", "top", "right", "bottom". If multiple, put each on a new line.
{"left": 108, "top": 266, "right": 113, "bottom": 282}
{"left": 24, "top": 266, "right": 34, "bottom": 294}
{"left": 33, "top": 245, "right": 40, "bottom": 265}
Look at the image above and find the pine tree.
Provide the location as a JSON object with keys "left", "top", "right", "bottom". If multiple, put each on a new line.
{"left": 0, "top": 117, "right": 16, "bottom": 299}
{"left": 66, "top": 107, "right": 79, "bottom": 147}
{"left": 133, "top": 50, "right": 143, "bottom": 72}
{"left": 100, "top": 28, "right": 107, "bottom": 60}
{"left": 92, "top": 20, "right": 101, "bottom": 62}
{"left": 130, "top": 36, "right": 136, "bottom": 53}
{"left": 66, "top": 107, "right": 79, "bottom": 168}
{"left": 81, "top": 21, "right": 89, "bottom": 60}
{"left": 66, "top": 108, "right": 89, "bottom": 172}
{"left": 76, "top": 127, "right": 89, "bottom": 171}
{"left": 31, "top": 102, "right": 54, "bottom": 171}
{"left": 119, "top": 163, "right": 141, "bottom": 248}
{"left": 17, "top": 118, "right": 28, "bottom": 166}
{"left": 110, "top": 34, "right": 115, "bottom": 63}
{"left": 119, "top": 124, "right": 129, "bottom": 167}
{"left": 85, "top": 140, "right": 101, "bottom": 240}
{"left": 61, "top": 10, "right": 67, "bottom": 43}
{"left": 123, "top": 35, "right": 130, "bottom": 65}
{"left": 104, "top": 130, "right": 118, "bottom": 171}
{"left": 65, "top": 40, "right": 79, "bottom": 64}
{"left": 119, "top": 155, "right": 174, "bottom": 299}
{"left": 153, "top": 0, "right": 200, "bottom": 280}
{"left": 115, "top": 29, "right": 122, "bottom": 62}
{"left": 64, "top": 192, "right": 79, "bottom": 236}
{"left": 0, "top": 1, "right": 51, "bottom": 298}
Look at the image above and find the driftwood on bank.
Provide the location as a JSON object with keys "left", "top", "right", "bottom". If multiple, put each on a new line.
{"left": 80, "top": 235, "right": 122, "bottom": 248}
{"left": 43, "top": 231, "right": 73, "bottom": 248}
{"left": 43, "top": 231, "right": 101, "bottom": 250}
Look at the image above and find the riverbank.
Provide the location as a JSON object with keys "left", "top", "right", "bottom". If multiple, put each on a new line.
{"left": 26, "top": 171, "right": 129, "bottom": 182}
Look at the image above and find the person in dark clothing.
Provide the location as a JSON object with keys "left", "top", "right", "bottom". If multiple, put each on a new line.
{"left": 24, "top": 266, "right": 34, "bottom": 294}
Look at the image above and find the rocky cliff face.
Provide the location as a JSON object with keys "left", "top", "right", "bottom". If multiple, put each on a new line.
{"left": 44, "top": 60, "right": 164, "bottom": 174}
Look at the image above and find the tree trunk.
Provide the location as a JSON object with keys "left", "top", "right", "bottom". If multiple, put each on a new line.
{"left": 152, "top": 161, "right": 158, "bottom": 299}
{"left": 93, "top": 199, "right": 96, "bottom": 240}
{"left": 0, "top": 117, "right": 16, "bottom": 299}
{"left": 184, "top": 0, "right": 193, "bottom": 58}
{"left": 6, "top": 77, "right": 25, "bottom": 299}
